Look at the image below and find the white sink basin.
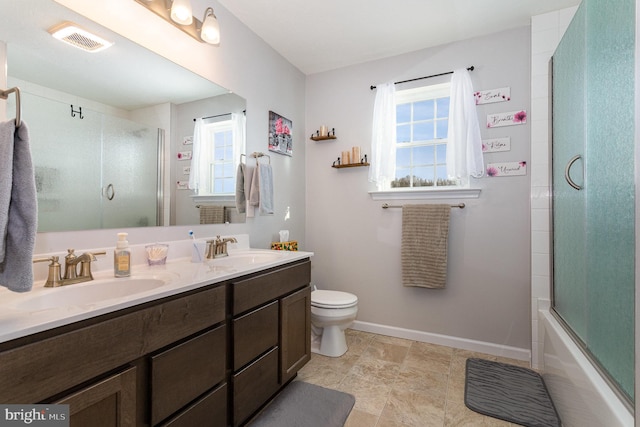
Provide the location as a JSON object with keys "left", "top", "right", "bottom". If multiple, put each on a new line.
{"left": 209, "top": 251, "right": 284, "bottom": 268}
{"left": 14, "top": 274, "right": 175, "bottom": 311}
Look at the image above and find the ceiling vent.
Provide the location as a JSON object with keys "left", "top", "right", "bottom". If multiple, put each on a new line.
{"left": 48, "top": 22, "right": 113, "bottom": 53}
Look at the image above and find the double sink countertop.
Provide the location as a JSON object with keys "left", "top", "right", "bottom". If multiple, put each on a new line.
{"left": 0, "top": 235, "right": 312, "bottom": 344}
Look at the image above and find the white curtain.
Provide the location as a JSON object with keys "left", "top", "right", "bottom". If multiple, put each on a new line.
{"left": 446, "top": 68, "right": 484, "bottom": 183}
{"left": 189, "top": 118, "right": 206, "bottom": 193}
{"left": 231, "top": 112, "right": 246, "bottom": 169}
{"left": 368, "top": 82, "right": 397, "bottom": 189}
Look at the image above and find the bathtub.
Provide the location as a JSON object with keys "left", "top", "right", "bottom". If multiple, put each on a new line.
{"left": 538, "top": 308, "right": 633, "bottom": 426}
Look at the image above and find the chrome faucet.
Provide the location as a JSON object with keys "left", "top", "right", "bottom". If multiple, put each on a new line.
{"left": 33, "top": 249, "right": 106, "bottom": 287}
{"left": 205, "top": 235, "right": 238, "bottom": 259}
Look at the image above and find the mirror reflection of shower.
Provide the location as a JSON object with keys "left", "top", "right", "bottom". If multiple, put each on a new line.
{"left": 9, "top": 87, "right": 163, "bottom": 232}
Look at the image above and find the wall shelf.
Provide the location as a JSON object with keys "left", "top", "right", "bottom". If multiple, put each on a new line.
{"left": 332, "top": 162, "right": 370, "bottom": 169}
{"left": 310, "top": 135, "right": 337, "bottom": 141}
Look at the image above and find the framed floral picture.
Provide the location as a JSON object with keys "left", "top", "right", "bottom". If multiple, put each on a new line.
{"left": 268, "top": 111, "right": 293, "bottom": 156}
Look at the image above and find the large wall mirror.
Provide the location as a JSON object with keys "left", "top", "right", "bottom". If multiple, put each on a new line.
{"left": 0, "top": 0, "right": 247, "bottom": 232}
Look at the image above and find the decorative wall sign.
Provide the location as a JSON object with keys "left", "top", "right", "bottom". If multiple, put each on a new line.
{"left": 486, "top": 161, "right": 527, "bottom": 177}
{"left": 176, "top": 181, "right": 189, "bottom": 190}
{"left": 177, "top": 150, "right": 192, "bottom": 160}
{"left": 474, "top": 87, "right": 511, "bottom": 105}
{"left": 183, "top": 166, "right": 191, "bottom": 175}
{"left": 268, "top": 111, "right": 293, "bottom": 156}
{"left": 487, "top": 110, "right": 527, "bottom": 128}
{"left": 482, "top": 137, "right": 511, "bottom": 153}
{"left": 183, "top": 136, "right": 193, "bottom": 145}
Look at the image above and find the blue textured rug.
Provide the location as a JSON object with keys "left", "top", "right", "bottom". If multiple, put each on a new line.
{"left": 465, "top": 358, "right": 561, "bottom": 427}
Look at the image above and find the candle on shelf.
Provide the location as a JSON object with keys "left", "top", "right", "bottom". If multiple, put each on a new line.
{"left": 341, "top": 150, "right": 351, "bottom": 164}
{"left": 319, "top": 125, "right": 328, "bottom": 137}
{"left": 352, "top": 146, "right": 361, "bottom": 163}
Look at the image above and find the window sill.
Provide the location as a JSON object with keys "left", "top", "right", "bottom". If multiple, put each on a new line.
{"left": 368, "top": 187, "right": 481, "bottom": 201}
{"left": 190, "top": 194, "right": 235, "bottom": 203}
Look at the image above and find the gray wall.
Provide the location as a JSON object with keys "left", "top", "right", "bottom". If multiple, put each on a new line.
{"left": 305, "top": 27, "right": 532, "bottom": 351}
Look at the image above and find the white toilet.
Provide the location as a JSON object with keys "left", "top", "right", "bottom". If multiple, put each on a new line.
{"left": 310, "top": 289, "right": 358, "bottom": 357}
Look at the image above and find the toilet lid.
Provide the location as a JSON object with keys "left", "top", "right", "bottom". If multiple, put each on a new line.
{"left": 311, "top": 290, "right": 358, "bottom": 308}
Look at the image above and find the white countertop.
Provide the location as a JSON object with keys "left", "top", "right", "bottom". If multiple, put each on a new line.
{"left": 0, "top": 241, "right": 312, "bottom": 344}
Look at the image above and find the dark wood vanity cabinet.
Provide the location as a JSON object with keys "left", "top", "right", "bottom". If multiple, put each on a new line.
{"left": 0, "top": 285, "right": 227, "bottom": 427}
{"left": 231, "top": 259, "right": 311, "bottom": 426}
{"left": 0, "top": 258, "right": 311, "bottom": 427}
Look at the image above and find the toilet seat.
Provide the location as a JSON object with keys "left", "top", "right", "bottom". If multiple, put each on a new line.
{"left": 311, "top": 290, "right": 358, "bottom": 309}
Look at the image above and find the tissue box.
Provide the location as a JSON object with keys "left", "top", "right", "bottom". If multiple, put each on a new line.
{"left": 271, "top": 241, "right": 298, "bottom": 251}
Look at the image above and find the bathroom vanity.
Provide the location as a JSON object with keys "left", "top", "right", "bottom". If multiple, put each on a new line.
{"left": 0, "top": 248, "right": 312, "bottom": 427}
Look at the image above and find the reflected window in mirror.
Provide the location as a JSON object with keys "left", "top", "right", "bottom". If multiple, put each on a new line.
{"left": 190, "top": 112, "right": 246, "bottom": 197}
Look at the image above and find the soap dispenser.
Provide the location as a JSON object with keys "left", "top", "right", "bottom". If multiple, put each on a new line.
{"left": 114, "top": 232, "right": 131, "bottom": 277}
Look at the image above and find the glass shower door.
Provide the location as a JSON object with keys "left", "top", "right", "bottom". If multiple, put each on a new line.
{"left": 100, "top": 115, "right": 161, "bottom": 229}
{"left": 552, "top": 0, "right": 635, "bottom": 402}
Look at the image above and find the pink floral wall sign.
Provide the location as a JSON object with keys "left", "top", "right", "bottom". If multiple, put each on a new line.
{"left": 268, "top": 111, "right": 293, "bottom": 156}
{"left": 482, "top": 137, "right": 511, "bottom": 153}
{"left": 177, "top": 150, "right": 192, "bottom": 160}
{"left": 486, "top": 161, "right": 527, "bottom": 177}
{"left": 474, "top": 87, "right": 511, "bottom": 105}
{"left": 486, "top": 110, "right": 527, "bottom": 128}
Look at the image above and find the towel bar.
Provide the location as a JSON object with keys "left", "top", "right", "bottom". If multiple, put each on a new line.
{"left": 0, "top": 86, "right": 21, "bottom": 127}
{"left": 382, "top": 203, "right": 465, "bottom": 209}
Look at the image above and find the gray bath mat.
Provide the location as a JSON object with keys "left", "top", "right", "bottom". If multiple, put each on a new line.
{"left": 465, "top": 358, "right": 561, "bottom": 427}
{"left": 249, "top": 381, "right": 355, "bottom": 427}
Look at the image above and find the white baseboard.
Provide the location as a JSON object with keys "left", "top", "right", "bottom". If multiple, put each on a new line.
{"left": 351, "top": 320, "right": 531, "bottom": 362}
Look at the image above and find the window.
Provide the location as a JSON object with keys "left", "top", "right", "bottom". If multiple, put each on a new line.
{"left": 205, "top": 119, "right": 235, "bottom": 194}
{"left": 191, "top": 113, "right": 245, "bottom": 197}
{"left": 393, "top": 83, "right": 458, "bottom": 188}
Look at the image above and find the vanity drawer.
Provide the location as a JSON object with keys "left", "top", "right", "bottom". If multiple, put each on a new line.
{"left": 233, "top": 347, "right": 279, "bottom": 426}
{"left": 232, "top": 259, "right": 310, "bottom": 314}
{"left": 151, "top": 325, "right": 226, "bottom": 425}
{"left": 233, "top": 301, "right": 278, "bottom": 370}
{"left": 161, "top": 383, "right": 227, "bottom": 427}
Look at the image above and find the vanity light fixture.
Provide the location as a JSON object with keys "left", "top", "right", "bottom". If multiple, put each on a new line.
{"left": 134, "top": 0, "right": 221, "bottom": 45}
{"left": 48, "top": 22, "right": 114, "bottom": 53}
{"left": 170, "top": 0, "right": 193, "bottom": 25}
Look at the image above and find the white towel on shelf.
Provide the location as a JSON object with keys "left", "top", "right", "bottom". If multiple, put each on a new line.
{"left": 0, "top": 121, "right": 37, "bottom": 292}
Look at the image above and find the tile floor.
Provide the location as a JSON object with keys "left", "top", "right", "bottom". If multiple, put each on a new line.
{"left": 297, "top": 329, "right": 529, "bottom": 427}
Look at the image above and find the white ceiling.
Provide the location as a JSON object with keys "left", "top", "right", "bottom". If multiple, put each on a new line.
{"left": 217, "top": 0, "right": 581, "bottom": 75}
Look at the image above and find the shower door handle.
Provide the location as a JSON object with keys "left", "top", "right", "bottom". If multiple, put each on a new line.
{"left": 564, "top": 155, "right": 582, "bottom": 191}
{"left": 105, "top": 183, "right": 115, "bottom": 200}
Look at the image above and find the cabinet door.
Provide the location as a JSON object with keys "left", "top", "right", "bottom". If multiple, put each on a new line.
{"left": 280, "top": 286, "right": 311, "bottom": 384}
{"left": 55, "top": 366, "right": 136, "bottom": 427}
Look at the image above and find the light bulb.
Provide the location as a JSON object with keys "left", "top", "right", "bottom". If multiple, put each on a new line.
{"left": 201, "top": 8, "right": 220, "bottom": 44}
{"left": 170, "top": 0, "right": 193, "bottom": 25}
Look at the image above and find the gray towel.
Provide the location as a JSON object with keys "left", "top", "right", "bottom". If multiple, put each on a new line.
{"left": 199, "top": 205, "right": 225, "bottom": 224}
{"left": 235, "top": 163, "right": 246, "bottom": 213}
{"left": 0, "top": 121, "right": 37, "bottom": 292}
{"left": 401, "top": 204, "right": 450, "bottom": 289}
